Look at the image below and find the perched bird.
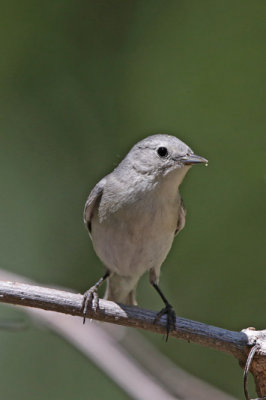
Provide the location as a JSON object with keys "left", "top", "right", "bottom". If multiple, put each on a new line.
{"left": 82, "top": 134, "right": 207, "bottom": 338}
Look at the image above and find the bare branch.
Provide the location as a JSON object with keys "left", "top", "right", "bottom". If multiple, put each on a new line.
{"left": 0, "top": 280, "right": 245, "bottom": 356}
{"left": 0, "top": 270, "right": 236, "bottom": 400}
{"left": 0, "top": 279, "right": 265, "bottom": 397}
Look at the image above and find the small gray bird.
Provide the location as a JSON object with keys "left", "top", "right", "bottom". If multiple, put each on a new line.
{"left": 82, "top": 134, "right": 207, "bottom": 338}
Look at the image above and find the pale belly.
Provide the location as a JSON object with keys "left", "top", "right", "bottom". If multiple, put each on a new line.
{"left": 90, "top": 198, "right": 178, "bottom": 278}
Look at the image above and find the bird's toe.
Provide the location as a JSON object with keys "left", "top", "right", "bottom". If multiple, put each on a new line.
{"left": 82, "top": 286, "right": 99, "bottom": 324}
{"left": 154, "top": 303, "right": 176, "bottom": 341}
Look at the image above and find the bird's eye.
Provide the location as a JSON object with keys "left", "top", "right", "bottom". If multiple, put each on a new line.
{"left": 157, "top": 147, "right": 168, "bottom": 157}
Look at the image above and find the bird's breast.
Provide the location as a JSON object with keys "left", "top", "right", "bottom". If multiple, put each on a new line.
{"left": 90, "top": 181, "right": 180, "bottom": 277}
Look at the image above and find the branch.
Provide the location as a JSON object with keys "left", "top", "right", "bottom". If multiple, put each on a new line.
{"left": 0, "top": 270, "right": 236, "bottom": 400}
{"left": 0, "top": 279, "right": 265, "bottom": 397}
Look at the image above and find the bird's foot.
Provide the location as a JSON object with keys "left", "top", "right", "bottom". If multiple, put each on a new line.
{"left": 154, "top": 303, "right": 176, "bottom": 341}
{"left": 81, "top": 286, "right": 99, "bottom": 324}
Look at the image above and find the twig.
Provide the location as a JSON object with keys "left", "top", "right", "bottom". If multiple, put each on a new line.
{"left": 0, "top": 279, "right": 265, "bottom": 397}
{"left": 0, "top": 280, "right": 249, "bottom": 357}
{"left": 0, "top": 270, "right": 236, "bottom": 400}
{"left": 244, "top": 344, "right": 260, "bottom": 400}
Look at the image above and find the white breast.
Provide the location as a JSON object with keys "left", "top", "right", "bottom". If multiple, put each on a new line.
{"left": 90, "top": 167, "right": 186, "bottom": 279}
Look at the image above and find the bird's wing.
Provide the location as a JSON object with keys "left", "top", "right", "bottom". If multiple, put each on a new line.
{"left": 175, "top": 197, "right": 186, "bottom": 236}
{"left": 83, "top": 177, "right": 106, "bottom": 232}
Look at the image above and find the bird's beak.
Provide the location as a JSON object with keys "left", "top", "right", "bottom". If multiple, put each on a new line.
{"left": 181, "top": 154, "right": 208, "bottom": 166}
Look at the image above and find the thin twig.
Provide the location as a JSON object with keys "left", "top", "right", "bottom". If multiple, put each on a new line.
{"left": 244, "top": 344, "right": 260, "bottom": 400}
{"left": 0, "top": 269, "right": 237, "bottom": 400}
{"left": 0, "top": 278, "right": 265, "bottom": 397}
{"left": 0, "top": 279, "right": 248, "bottom": 358}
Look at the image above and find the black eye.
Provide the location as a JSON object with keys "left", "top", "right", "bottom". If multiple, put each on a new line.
{"left": 157, "top": 147, "right": 168, "bottom": 157}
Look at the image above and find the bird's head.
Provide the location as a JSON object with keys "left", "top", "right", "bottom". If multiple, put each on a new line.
{"left": 123, "top": 134, "right": 208, "bottom": 179}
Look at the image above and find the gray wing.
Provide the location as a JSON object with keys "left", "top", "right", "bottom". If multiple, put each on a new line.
{"left": 83, "top": 177, "right": 106, "bottom": 233}
{"left": 175, "top": 197, "right": 186, "bottom": 236}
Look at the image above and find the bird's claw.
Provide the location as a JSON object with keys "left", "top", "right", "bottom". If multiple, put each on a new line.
{"left": 82, "top": 286, "right": 99, "bottom": 324}
{"left": 154, "top": 303, "right": 176, "bottom": 341}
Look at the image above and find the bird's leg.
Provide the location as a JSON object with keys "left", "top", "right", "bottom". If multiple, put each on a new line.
{"left": 149, "top": 268, "right": 176, "bottom": 341}
{"left": 82, "top": 270, "right": 110, "bottom": 324}
{"left": 152, "top": 283, "right": 176, "bottom": 340}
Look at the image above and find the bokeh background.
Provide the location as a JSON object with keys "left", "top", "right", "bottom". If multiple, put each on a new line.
{"left": 0, "top": 1, "right": 265, "bottom": 399}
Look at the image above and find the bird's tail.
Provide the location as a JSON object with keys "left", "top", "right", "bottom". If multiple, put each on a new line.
{"left": 104, "top": 273, "right": 139, "bottom": 305}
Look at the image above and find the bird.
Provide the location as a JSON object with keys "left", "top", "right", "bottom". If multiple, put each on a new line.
{"left": 82, "top": 134, "right": 207, "bottom": 339}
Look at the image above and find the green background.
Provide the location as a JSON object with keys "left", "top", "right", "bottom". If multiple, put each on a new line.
{"left": 0, "top": 1, "right": 265, "bottom": 398}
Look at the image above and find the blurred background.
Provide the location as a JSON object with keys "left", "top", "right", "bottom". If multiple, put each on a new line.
{"left": 0, "top": 0, "right": 265, "bottom": 399}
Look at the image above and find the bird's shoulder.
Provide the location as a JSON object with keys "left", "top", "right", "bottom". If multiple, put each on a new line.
{"left": 83, "top": 176, "right": 107, "bottom": 230}
{"left": 175, "top": 197, "right": 186, "bottom": 235}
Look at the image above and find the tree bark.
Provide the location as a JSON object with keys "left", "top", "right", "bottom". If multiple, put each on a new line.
{"left": 0, "top": 279, "right": 265, "bottom": 398}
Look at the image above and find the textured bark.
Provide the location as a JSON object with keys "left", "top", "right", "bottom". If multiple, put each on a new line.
{"left": 0, "top": 280, "right": 265, "bottom": 397}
